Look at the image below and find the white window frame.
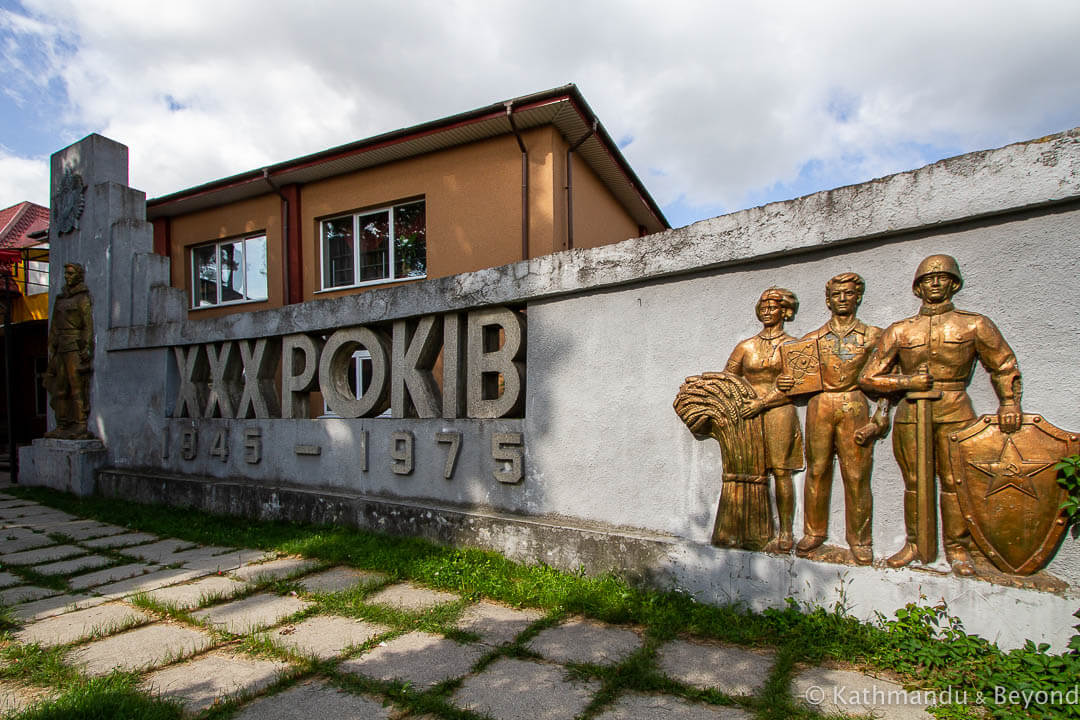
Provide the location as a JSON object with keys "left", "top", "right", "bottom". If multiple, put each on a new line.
{"left": 190, "top": 234, "right": 268, "bottom": 309}
{"left": 317, "top": 199, "right": 426, "bottom": 292}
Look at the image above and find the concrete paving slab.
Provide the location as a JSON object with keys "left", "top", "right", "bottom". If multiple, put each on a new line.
{"left": 0, "top": 505, "right": 70, "bottom": 519}
{"left": 595, "top": 692, "right": 751, "bottom": 720}
{"left": 68, "top": 622, "right": 217, "bottom": 675}
{"left": 298, "top": 567, "right": 387, "bottom": 594}
{"left": 0, "top": 680, "right": 50, "bottom": 716}
{"left": 656, "top": 639, "right": 775, "bottom": 697}
{"left": 169, "top": 547, "right": 247, "bottom": 573}
{"left": 339, "top": 631, "right": 487, "bottom": 690}
{"left": 457, "top": 601, "right": 544, "bottom": 645}
{"left": 68, "top": 562, "right": 159, "bottom": 590}
{"left": 364, "top": 582, "right": 460, "bottom": 612}
{"left": 191, "top": 593, "right": 311, "bottom": 634}
{"left": 0, "top": 543, "right": 84, "bottom": 565}
{"left": 147, "top": 575, "right": 250, "bottom": 610}
{"left": 94, "top": 567, "right": 210, "bottom": 599}
{"left": 141, "top": 651, "right": 290, "bottom": 715}
{"left": 527, "top": 618, "right": 642, "bottom": 666}
{"left": 0, "top": 571, "right": 21, "bottom": 587}
{"left": 117, "top": 538, "right": 200, "bottom": 563}
{"left": 15, "top": 603, "right": 150, "bottom": 646}
{"left": 268, "top": 615, "right": 389, "bottom": 660}
{"left": 35, "top": 553, "right": 114, "bottom": 575}
{"left": 791, "top": 667, "right": 935, "bottom": 719}
{"left": 0, "top": 528, "right": 56, "bottom": 553}
{"left": 231, "top": 680, "right": 393, "bottom": 720}
{"left": 0, "top": 585, "right": 60, "bottom": 605}
{"left": 12, "top": 593, "right": 107, "bottom": 621}
{"left": 81, "top": 531, "right": 159, "bottom": 548}
{"left": 229, "top": 556, "right": 320, "bottom": 582}
{"left": 44, "top": 520, "right": 128, "bottom": 541}
{"left": 452, "top": 656, "right": 600, "bottom": 720}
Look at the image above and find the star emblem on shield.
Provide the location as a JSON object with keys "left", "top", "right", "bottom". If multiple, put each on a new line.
{"left": 968, "top": 437, "right": 1052, "bottom": 500}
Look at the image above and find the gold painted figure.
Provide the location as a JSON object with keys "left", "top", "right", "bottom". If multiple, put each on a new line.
{"left": 44, "top": 263, "right": 95, "bottom": 440}
{"left": 725, "top": 287, "right": 805, "bottom": 551}
{"left": 858, "top": 255, "right": 1022, "bottom": 576}
{"left": 777, "top": 273, "right": 889, "bottom": 565}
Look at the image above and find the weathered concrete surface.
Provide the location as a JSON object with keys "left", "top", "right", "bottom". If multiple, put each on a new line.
{"left": 452, "top": 656, "right": 600, "bottom": 720}
{"left": 339, "top": 632, "right": 486, "bottom": 690}
{"left": 191, "top": 593, "right": 311, "bottom": 634}
{"left": 118, "top": 538, "right": 199, "bottom": 563}
{"left": 229, "top": 556, "right": 318, "bottom": 582}
{"left": 527, "top": 618, "right": 642, "bottom": 666}
{"left": 791, "top": 666, "right": 935, "bottom": 719}
{"left": 81, "top": 531, "right": 159, "bottom": 548}
{"left": 298, "top": 567, "right": 387, "bottom": 594}
{"left": 15, "top": 603, "right": 150, "bottom": 646}
{"left": 18, "top": 438, "right": 106, "bottom": 496}
{"left": 0, "top": 586, "right": 59, "bottom": 605}
{"left": 43, "top": 520, "right": 128, "bottom": 541}
{"left": 68, "top": 623, "right": 215, "bottom": 675}
{"left": 0, "top": 571, "right": 20, "bottom": 587}
{"left": 34, "top": 553, "right": 113, "bottom": 575}
{"left": 68, "top": 562, "right": 159, "bottom": 590}
{"left": 11, "top": 593, "right": 106, "bottom": 621}
{"left": 0, "top": 530, "right": 56, "bottom": 553}
{"left": 456, "top": 601, "right": 544, "bottom": 645}
{"left": 365, "top": 583, "right": 460, "bottom": 612}
{"left": 0, "top": 681, "right": 51, "bottom": 716}
{"left": 146, "top": 575, "right": 249, "bottom": 610}
{"left": 141, "top": 651, "right": 289, "bottom": 714}
{"left": 596, "top": 692, "right": 752, "bottom": 720}
{"left": 230, "top": 680, "right": 393, "bottom": 720}
{"left": 267, "top": 615, "right": 389, "bottom": 660}
{"left": 0, "top": 544, "right": 85, "bottom": 565}
{"left": 95, "top": 567, "right": 209, "bottom": 599}
{"left": 656, "top": 640, "right": 776, "bottom": 697}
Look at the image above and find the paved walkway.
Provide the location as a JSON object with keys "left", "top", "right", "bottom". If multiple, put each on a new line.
{"left": 0, "top": 486, "right": 934, "bottom": 719}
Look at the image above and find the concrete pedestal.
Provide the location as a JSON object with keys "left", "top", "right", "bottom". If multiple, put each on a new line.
{"left": 19, "top": 438, "right": 106, "bottom": 496}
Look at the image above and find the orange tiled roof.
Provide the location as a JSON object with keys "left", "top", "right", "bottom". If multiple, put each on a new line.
{"left": 0, "top": 201, "right": 49, "bottom": 249}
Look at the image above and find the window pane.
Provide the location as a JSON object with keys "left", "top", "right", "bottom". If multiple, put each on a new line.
{"left": 27, "top": 260, "right": 49, "bottom": 295}
{"left": 219, "top": 239, "right": 244, "bottom": 302}
{"left": 358, "top": 210, "right": 389, "bottom": 282}
{"left": 394, "top": 201, "right": 426, "bottom": 278}
{"left": 244, "top": 236, "right": 268, "bottom": 301}
{"left": 323, "top": 218, "right": 354, "bottom": 287}
{"left": 193, "top": 244, "right": 218, "bottom": 306}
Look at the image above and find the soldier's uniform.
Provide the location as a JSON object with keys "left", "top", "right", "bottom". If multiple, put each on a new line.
{"left": 858, "top": 257, "right": 1021, "bottom": 572}
{"left": 46, "top": 278, "right": 93, "bottom": 433}
{"left": 799, "top": 319, "right": 882, "bottom": 559}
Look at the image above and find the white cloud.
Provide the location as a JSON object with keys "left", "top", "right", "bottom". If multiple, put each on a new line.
{"left": 2, "top": 0, "right": 1079, "bottom": 224}
{"left": 0, "top": 148, "right": 49, "bottom": 208}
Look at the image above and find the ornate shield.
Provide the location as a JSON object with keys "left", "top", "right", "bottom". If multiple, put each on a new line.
{"left": 949, "top": 414, "right": 1077, "bottom": 575}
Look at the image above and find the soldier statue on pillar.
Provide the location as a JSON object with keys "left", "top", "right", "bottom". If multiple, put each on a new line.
{"left": 858, "top": 255, "right": 1022, "bottom": 576}
{"left": 44, "top": 263, "right": 96, "bottom": 440}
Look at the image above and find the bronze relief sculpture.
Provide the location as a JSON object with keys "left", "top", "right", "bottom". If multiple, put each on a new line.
{"left": 776, "top": 273, "right": 890, "bottom": 565}
{"left": 44, "top": 263, "right": 96, "bottom": 440}
{"left": 674, "top": 288, "right": 804, "bottom": 552}
{"left": 675, "top": 255, "right": 1073, "bottom": 580}
{"left": 858, "top": 255, "right": 1023, "bottom": 576}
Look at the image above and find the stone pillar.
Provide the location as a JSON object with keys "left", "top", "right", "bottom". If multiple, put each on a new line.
{"left": 19, "top": 134, "right": 172, "bottom": 495}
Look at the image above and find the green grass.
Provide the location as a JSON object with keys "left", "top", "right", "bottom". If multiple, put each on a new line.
{"left": 5, "top": 485, "right": 1080, "bottom": 719}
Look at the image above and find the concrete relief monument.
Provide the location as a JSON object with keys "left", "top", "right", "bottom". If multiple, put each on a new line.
{"left": 44, "top": 262, "right": 96, "bottom": 440}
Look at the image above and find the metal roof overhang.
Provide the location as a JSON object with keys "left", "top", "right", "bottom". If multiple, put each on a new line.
{"left": 146, "top": 85, "right": 668, "bottom": 233}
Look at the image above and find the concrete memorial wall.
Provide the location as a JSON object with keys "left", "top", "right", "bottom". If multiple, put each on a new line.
{"left": 20, "top": 129, "right": 1080, "bottom": 651}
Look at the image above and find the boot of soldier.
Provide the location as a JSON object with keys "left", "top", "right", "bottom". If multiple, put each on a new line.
{"left": 886, "top": 490, "right": 920, "bottom": 568}
{"left": 941, "top": 491, "right": 975, "bottom": 577}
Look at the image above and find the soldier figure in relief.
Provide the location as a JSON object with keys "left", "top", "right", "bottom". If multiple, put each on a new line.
{"left": 777, "top": 273, "right": 889, "bottom": 565}
{"left": 858, "top": 255, "right": 1022, "bottom": 576}
{"left": 44, "top": 263, "right": 95, "bottom": 439}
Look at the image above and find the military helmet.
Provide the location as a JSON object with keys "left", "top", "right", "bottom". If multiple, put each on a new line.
{"left": 912, "top": 254, "right": 963, "bottom": 294}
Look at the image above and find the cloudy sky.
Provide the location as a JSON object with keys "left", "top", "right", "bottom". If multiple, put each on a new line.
{"left": 2, "top": 0, "right": 1078, "bottom": 228}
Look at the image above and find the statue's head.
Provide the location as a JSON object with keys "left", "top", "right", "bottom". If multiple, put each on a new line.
{"left": 825, "top": 272, "right": 865, "bottom": 315}
{"left": 755, "top": 286, "right": 798, "bottom": 324}
{"left": 63, "top": 263, "right": 84, "bottom": 287}
{"left": 912, "top": 254, "right": 962, "bottom": 302}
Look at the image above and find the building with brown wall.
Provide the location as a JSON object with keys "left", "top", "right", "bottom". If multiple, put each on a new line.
{"left": 147, "top": 85, "right": 668, "bottom": 318}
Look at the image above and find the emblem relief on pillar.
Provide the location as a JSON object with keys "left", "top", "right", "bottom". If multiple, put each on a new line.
{"left": 44, "top": 263, "right": 96, "bottom": 440}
